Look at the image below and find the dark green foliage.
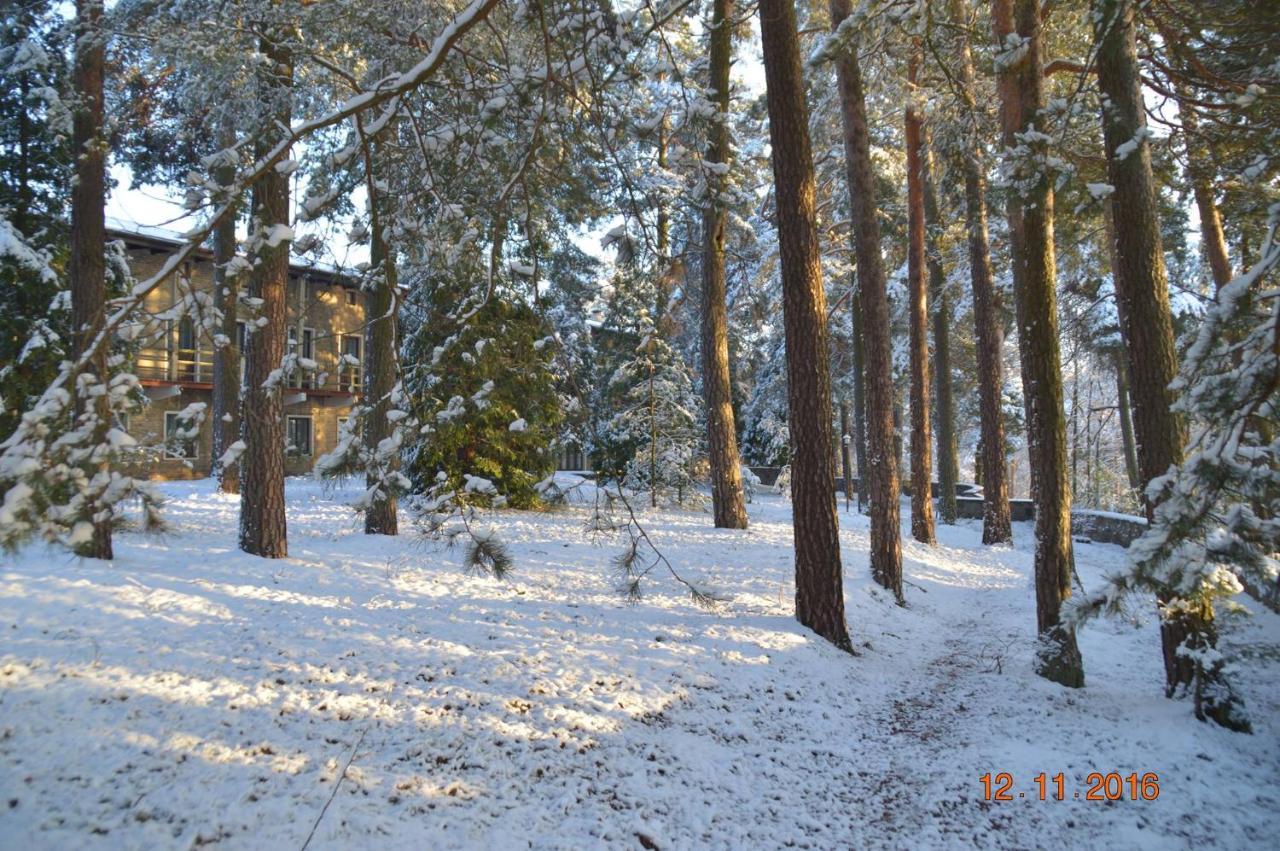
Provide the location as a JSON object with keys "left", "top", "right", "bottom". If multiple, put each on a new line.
{"left": 0, "top": 4, "right": 70, "bottom": 441}
{"left": 403, "top": 297, "right": 562, "bottom": 509}
{"left": 463, "top": 530, "right": 513, "bottom": 580}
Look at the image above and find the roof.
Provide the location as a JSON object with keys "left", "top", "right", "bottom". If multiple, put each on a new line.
{"left": 106, "top": 217, "right": 349, "bottom": 286}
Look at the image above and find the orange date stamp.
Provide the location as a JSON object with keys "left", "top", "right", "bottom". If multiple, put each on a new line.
{"left": 980, "top": 772, "right": 1160, "bottom": 801}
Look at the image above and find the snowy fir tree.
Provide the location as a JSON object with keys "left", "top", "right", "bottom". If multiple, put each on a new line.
{"left": 0, "top": 4, "right": 70, "bottom": 441}
{"left": 599, "top": 312, "right": 703, "bottom": 508}
{"left": 1075, "top": 203, "right": 1280, "bottom": 732}
{"left": 401, "top": 296, "right": 561, "bottom": 511}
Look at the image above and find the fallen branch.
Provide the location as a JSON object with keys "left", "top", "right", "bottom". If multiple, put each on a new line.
{"left": 300, "top": 727, "right": 368, "bottom": 851}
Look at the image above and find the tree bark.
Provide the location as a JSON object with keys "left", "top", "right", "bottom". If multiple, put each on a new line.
{"left": 905, "top": 45, "right": 936, "bottom": 545}
{"left": 700, "top": 0, "right": 749, "bottom": 530}
{"left": 850, "top": 278, "right": 868, "bottom": 511}
{"left": 238, "top": 31, "right": 292, "bottom": 559}
{"left": 829, "top": 0, "right": 902, "bottom": 598}
{"left": 210, "top": 121, "right": 241, "bottom": 495}
{"left": 759, "top": 0, "right": 852, "bottom": 650}
{"left": 363, "top": 139, "right": 400, "bottom": 536}
{"left": 994, "top": 0, "right": 1083, "bottom": 687}
{"left": 923, "top": 134, "right": 958, "bottom": 525}
{"left": 1178, "top": 96, "right": 1232, "bottom": 290}
{"left": 951, "top": 0, "right": 1012, "bottom": 544}
{"left": 1094, "top": 0, "right": 1197, "bottom": 696}
{"left": 1112, "top": 349, "right": 1140, "bottom": 490}
{"left": 839, "top": 399, "right": 854, "bottom": 508}
{"left": 69, "top": 0, "right": 111, "bottom": 560}
{"left": 1102, "top": 201, "right": 1141, "bottom": 493}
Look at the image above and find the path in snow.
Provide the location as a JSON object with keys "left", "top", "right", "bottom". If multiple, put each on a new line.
{"left": 0, "top": 479, "right": 1277, "bottom": 849}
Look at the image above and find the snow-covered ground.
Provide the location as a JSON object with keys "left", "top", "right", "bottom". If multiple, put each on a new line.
{"left": 1, "top": 479, "right": 1277, "bottom": 849}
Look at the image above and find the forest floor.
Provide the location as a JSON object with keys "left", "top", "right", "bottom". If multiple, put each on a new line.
{"left": 1, "top": 477, "right": 1278, "bottom": 849}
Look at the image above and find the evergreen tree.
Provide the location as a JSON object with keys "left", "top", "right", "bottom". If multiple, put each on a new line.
{"left": 600, "top": 316, "right": 702, "bottom": 508}
{"left": 1075, "top": 204, "right": 1280, "bottom": 733}
{"left": 402, "top": 297, "right": 561, "bottom": 510}
{"left": 0, "top": 2, "right": 69, "bottom": 442}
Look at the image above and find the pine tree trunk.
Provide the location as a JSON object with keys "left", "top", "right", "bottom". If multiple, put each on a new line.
{"left": 648, "top": 349, "right": 658, "bottom": 508}
{"left": 905, "top": 46, "right": 936, "bottom": 545}
{"left": 211, "top": 122, "right": 241, "bottom": 495}
{"left": 1102, "top": 203, "right": 1142, "bottom": 493}
{"left": 69, "top": 0, "right": 111, "bottom": 560}
{"left": 363, "top": 150, "right": 400, "bottom": 536}
{"left": 893, "top": 401, "right": 905, "bottom": 494}
{"left": 1112, "top": 349, "right": 1140, "bottom": 491}
{"left": 238, "top": 32, "right": 292, "bottom": 559}
{"left": 1178, "top": 98, "right": 1232, "bottom": 290}
{"left": 951, "top": 0, "right": 1012, "bottom": 544}
{"left": 923, "top": 134, "right": 958, "bottom": 525}
{"left": 1094, "top": 0, "right": 1199, "bottom": 697}
{"left": 850, "top": 280, "right": 868, "bottom": 511}
{"left": 759, "top": 0, "right": 852, "bottom": 650}
{"left": 994, "top": 0, "right": 1083, "bottom": 687}
{"left": 700, "top": 0, "right": 748, "bottom": 530}
{"left": 839, "top": 400, "right": 854, "bottom": 508}
{"left": 830, "top": 0, "right": 902, "bottom": 598}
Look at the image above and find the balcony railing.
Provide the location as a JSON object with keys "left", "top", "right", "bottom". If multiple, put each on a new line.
{"left": 134, "top": 349, "right": 213, "bottom": 384}
{"left": 134, "top": 347, "right": 359, "bottom": 395}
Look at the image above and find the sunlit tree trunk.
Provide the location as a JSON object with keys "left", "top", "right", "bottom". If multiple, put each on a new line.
{"left": 830, "top": 0, "right": 902, "bottom": 598}
{"left": 905, "top": 44, "right": 935, "bottom": 544}
{"left": 994, "top": 0, "right": 1083, "bottom": 687}
{"left": 69, "top": 0, "right": 111, "bottom": 559}
{"left": 700, "top": 0, "right": 748, "bottom": 530}
{"left": 759, "top": 0, "right": 852, "bottom": 649}
{"left": 951, "top": 0, "right": 1012, "bottom": 544}
{"left": 1178, "top": 95, "right": 1232, "bottom": 290}
{"left": 238, "top": 30, "right": 292, "bottom": 559}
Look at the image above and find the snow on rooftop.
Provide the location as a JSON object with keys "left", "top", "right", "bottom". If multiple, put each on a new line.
{"left": 106, "top": 214, "right": 345, "bottom": 278}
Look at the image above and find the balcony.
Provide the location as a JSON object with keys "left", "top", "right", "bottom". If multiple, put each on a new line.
{"left": 135, "top": 348, "right": 213, "bottom": 385}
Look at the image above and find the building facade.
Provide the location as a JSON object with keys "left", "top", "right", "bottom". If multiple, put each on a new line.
{"left": 115, "top": 227, "right": 365, "bottom": 480}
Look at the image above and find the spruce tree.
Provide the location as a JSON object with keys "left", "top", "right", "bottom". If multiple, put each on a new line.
{"left": 601, "top": 317, "right": 702, "bottom": 508}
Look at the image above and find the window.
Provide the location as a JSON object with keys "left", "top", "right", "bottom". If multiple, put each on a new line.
{"left": 340, "top": 335, "right": 362, "bottom": 393}
{"left": 287, "top": 327, "right": 315, "bottom": 388}
{"left": 345, "top": 289, "right": 357, "bottom": 306}
{"left": 286, "top": 416, "right": 313, "bottom": 457}
{"left": 178, "top": 317, "right": 197, "bottom": 352}
{"left": 176, "top": 317, "right": 198, "bottom": 381}
{"left": 165, "top": 411, "right": 198, "bottom": 460}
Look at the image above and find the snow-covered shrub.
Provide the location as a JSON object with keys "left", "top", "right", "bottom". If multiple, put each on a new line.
{"left": 401, "top": 297, "right": 561, "bottom": 510}
{"left": 741, "top": 464, "right": 761, "bottom": 504}
{"left": 1073, "top": 203, "right": 1280, "bottom": 732}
